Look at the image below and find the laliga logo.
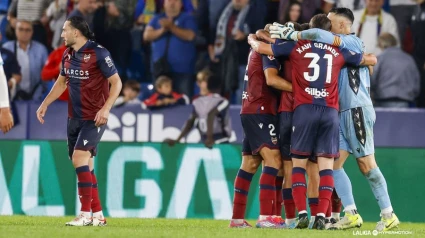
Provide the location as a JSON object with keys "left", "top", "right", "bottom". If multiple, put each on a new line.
{"left": 305, "top": 87, "right": 330, "bottom": 98}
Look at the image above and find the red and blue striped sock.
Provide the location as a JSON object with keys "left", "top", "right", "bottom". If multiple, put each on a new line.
{"left": 76, "top": 165, "right": 92, "bottom": 212}
{"left": 259, "top": 166, "right": 278, "bottom": 216}
{"left": 292, "top": 167, "right": 307, "bottom": 212}
{"left": 232, "top": 169, "right": 254, "bottom": 219}
{"left": 282, "top": 188, "right": 296, "bottom": 219}
{"left": 91, "top": 170, "right": 102, "bottom": 213}
{"left": 318, "top": 169, "right": 334, "bottom": 217}
{"left": 275, "top": 176, "right": 284, "bottom": 216}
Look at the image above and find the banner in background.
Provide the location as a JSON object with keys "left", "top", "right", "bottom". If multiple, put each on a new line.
{"left": 1, "top": 102, "right": 425, "bottom": 147}
{"left": 0, "top": 141, "right": 424, "bottom": 222}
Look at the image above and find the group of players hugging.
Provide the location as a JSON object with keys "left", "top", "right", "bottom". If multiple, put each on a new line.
{"left": 230, "top": 7, "right": 400, "bottom": 231}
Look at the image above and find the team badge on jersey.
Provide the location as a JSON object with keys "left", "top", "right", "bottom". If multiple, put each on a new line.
{"left": 84, "top": 54, "right": 91, "bottom": 62}
{"left": 271, "top": 137, "right": 278, "bottom": 145}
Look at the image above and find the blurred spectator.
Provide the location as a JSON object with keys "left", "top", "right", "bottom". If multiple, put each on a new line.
{"left": 2, "top": 20, "right": 48, "bottom": 100}
{"left": 323, "top": 0, "right": 365, "bottom": 13}
{"left": 93, "top": 0, "right": 136, "bottom": 81}
{"left": 164, "top": 73, "right": 231, "bottom": 148}
{"left": 46, "top": 0, "right": 68, "bottom": 49}
{"left": 412, "top": 0, "right": 425, "bottom": 107}
{"left": 8, "top": 0, "right": 50, "bottom": 49}
{"left": 279, "top": 0, "right": 303, "bottom": 24}
{"left": 0, "top": 46, "right": 21, "bottom": 99}
{"left": 68, "top": 0, "right": 97, "bottom": 30}
{"left": 209, "top": 0, "right": 265, "bottom": 104}
{"left": 194, "top": 67, "right": 211, "bottom": 99}
{"left": 135, "top": 0, "right": 195, "bottom": 26}
{"left": 390, "top": 0, "right": 416, "bottom": 44}
{"left": 353, "top": 0, "right": 399, "bottom": 55}
{"left": 142, "top": 75, "right": 189, "bottom": 109}
{"left": 279, "top": 0, "right": 322, "bottom": 24}
{"left": 372, "top": 33, "right": 420, "bottom": 108}
{"left": 114, "top": 80, "right": 142, "bottom": 107}
{"left": 144, "top": 0, "right": 197, "bottom": 98}
{"left": 41, "top": 44, "right": 68, "bottom": 101}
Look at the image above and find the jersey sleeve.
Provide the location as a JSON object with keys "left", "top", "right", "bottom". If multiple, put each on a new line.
{"left": 300, "top": 28, "right": 345, "bottom": 48}
{"left": 215, "top": 98, "right": 229, "bottom": 117}
{"left": 341, "top": 48, "right": 363, "bottom": 66}
{"left": 96, "top": 48, "right": 118, "bottom": 79}
{"left": 262, "top": 54, "right": 281, "bottom": 70}
{"left": 271, "top": 41, "right": 296, "bottom": 57}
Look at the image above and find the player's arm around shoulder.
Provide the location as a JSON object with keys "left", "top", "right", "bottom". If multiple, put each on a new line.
{"left": 262, "top": 55, "right": 292, "bottom": 92}
{"left": 360, "top": 53, "right": 378, "bottom": 66}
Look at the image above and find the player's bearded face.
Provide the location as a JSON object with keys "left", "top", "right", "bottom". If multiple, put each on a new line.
{"left": 61, "top": 22, "right": 76, "bottom": 47}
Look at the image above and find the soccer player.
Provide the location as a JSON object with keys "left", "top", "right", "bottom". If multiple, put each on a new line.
{"left": 164, "top": 74, "right": 231, "bottom": 148}
{"left": 0, "top": 53, "right": 14, "bottom": 134}
{"left": 256, "top": 24, "right": 318, "bottom": 229}
{"left": 229, "top": 40, "right": 292, "bottom": 229}
{"left": 270, "top": 8, "right": 400, "bottom": 232}
{"left": 248, "top": 14, "right": 376, "bottom": 230}
{"left": 36, "top": 16, "right": 122, "bottom": 226}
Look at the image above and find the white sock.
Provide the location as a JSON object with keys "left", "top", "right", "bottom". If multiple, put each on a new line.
{"left": 344, "top": 204, "right": 357, "bottom": 214}
{"left": 259, "top": 215, "right": 271, "bottom": 220}
{"left": 317, "top": 213, "right": 325, "bottom": 218}
{"left": 93, "top": 211, "right": 104, "bottom": 218}
{"left": 286, "top": 218, "right": 296, "bottom": 224}
{"left": 299, "top": 210, "right": 307, "bottom": 215}
{"left": 381, "top": 206, "right": 393, "bottom": 217}
{"left": 332, "top": 212, "right": 340, "bottom": 220}
{"left": 381, "top": 206, "right": 393, "bottom": 215}
{"left": 232, "top": 219, "right": 244, "bottom": 224}
{"left": 81, "top": 211, "right": 91, "bottom": 218}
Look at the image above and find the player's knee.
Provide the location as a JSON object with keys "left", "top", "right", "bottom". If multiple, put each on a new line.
{"left": 241, "top": 156, "right": 261, "bottom": 173}
{"left": 72, "top": 150, "right": 91, "bottom": 168}
{"left": 357, "top": 154, "right": 377, "bottom": 175}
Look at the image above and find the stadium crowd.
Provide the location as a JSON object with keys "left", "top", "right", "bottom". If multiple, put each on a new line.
{"left": 0, "top": 0, "right": 424, "bottom": 107}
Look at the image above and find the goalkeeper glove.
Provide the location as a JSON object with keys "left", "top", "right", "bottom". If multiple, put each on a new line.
{"left": 269, "top": 22, "right": 298, "bottom": 41}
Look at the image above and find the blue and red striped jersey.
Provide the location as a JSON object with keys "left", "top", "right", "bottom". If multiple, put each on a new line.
{"left": 240, "top": 50, "right": 279, "bottom": 115}
{"left": 60, "top": 41, "right": 117, "bottom": 120}
{"left": 271, "top": 40, "right": 363, "bottom": 111}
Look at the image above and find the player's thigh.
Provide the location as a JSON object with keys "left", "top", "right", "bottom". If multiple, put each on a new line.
{"left": 279, "top": 111, "right": 293, "bottom": 161}
{"left": 346, "top": 106, "right": 376, "bottom": 159}
{"left": 240, "top": 154, "right": 262, "bottom": 173}
{"left": 259, "top": 147, "right": 282, "bottom": 168}
{"left": 314, "top": 106, "right": 339, "bottom": 158}
{"left": 338, "top": 114, "right": 353, "bottom": 155}
{"left": 291, "top": 105, "right": 319, "bottom": 157}
{"left": 67, "top": 118, "right": 82, "bottom": 160}
{"left": 75, "top": 120, "right": 107, "bottom": 158}
{"left": 240, "top": 114, "right": 279, "bottom": 155}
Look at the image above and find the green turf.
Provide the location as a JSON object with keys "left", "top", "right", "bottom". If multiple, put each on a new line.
{"left": 0, "top": 216, "right": 424, "bottom": 238}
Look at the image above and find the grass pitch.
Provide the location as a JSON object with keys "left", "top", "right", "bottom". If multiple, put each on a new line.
{"left": 0, "top": 216, "right": 424, "bottom": 238}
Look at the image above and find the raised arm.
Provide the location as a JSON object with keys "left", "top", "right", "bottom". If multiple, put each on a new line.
{"left": 297, "top": 28, "right": 343, "bottom": 48}
{"left": 248, "top": 34, "right": 274, "bottom": 55}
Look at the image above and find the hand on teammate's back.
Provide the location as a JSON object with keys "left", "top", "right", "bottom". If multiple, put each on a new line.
{"left": 94, "top": 107, "right": 110, "bottom": 127}
{"left": 0, "top": 108, "right": 14, "bottom": 134}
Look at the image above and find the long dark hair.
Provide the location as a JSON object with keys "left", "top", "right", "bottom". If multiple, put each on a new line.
{"left": 281, "top": 0, "right": 303, "bottom": 24}
{"left": 67, "top": 16, "right": 95, "bottom": 40}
